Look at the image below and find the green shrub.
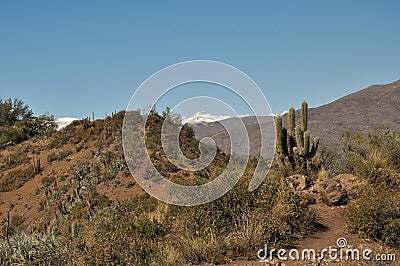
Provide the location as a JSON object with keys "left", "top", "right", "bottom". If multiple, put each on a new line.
{"left": 42, "top": 176, "right": 56, "bottom": 186}
{"left": 47, "top": 150, "right": 73, "bottom": 163}
{"left": 81, "top": 201, "right": 168, "bottom": 265}
{"left": 0, "top": 232, "right": 68, "bottom": 265}
{"left": 167, "top": 171, "right": 317, "bottom": 264}
{"left": 0, "top": 167, "right": 35, "bottom": 192}
{"left": 0, "top": 98, "right": 56, "bottom": 145}
{"left": 342, "top": 127, "right": 400, "bottom": 247}
{"left": 344, "top": 186, "right": 400, "bottom": 246}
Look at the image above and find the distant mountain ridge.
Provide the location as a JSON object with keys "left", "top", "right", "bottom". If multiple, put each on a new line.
{"left": 306, "top": 79, "right": 400, "bottom": 148}
{"left": 189, "top": 80, "right": 400, "bottom": 155}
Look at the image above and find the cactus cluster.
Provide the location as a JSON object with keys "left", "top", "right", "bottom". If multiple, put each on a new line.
{"left": 58, "top": 201, "right": 68, "bottom": 215}
{"left": 32, "top": 156, "right": 41, "bottom": 174}
{"left": 276, "top": 101, "right": 319, "bottom": 170}
{"left": 82, "top": 118, "right": 92, "bottom": 130}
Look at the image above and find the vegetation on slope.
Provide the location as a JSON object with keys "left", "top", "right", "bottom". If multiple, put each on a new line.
{"left": 0, "top": 98, "right": 56, "bottom": 146}
{"left": 0, "top": 102, "right": 318, "bottom": 265}
{"left": 0, "top": 98, "right": 399, "bottom": 265}
{"left": 341, "top": 127, "right": 400, "bottom": 247}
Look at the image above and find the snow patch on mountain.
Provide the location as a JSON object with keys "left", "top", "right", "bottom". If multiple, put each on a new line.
{"left": 182, "top": 112, "right": 231, "bottom": 124}
{"left": 55, "top": 117, "right": 79, "bottom": 130}
{"left": 181, "top": 111, "right": 283, "bottom": 124}
{"left": 280, "top": 110, "right": 289, "bottom": 116}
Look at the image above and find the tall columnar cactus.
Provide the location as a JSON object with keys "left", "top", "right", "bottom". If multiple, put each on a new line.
{"left": 71, "top": 221, "right": 78, "bottom": 238}
{"left": 32, "top": 156, "right": 41, "bottom": 174}
{"left": 287, "top": 107, "right": 295, "bottom": 158}
{"left": 276, "top": 116, "right": 283, "bottom": 157}
{"left": 301, "top": 101, "right": 308, "bottom": 132}
{"left": 50, "top": 226, "right": 59, "bottom": 238}
{"left": 288, "top": 107, "right": 295, "bottom": 136}
{"left": 275, "top": 101, "right": 319, "bottom": 170}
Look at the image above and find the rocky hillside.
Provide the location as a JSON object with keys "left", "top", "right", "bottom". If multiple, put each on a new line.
{"left": 0, "top": 109, "right": 324, "bottom": 265}
{"left": 0, "top": 111, "right": 229, "bottom": 233}
{"left": 307, "top": 79, "right": 400, "bottom": 148}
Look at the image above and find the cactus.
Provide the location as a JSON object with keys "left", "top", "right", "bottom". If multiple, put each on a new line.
{"left": 82, "top": 118, "right": 91, "bottom": 129}
{"left": 50, "top": 226, "right": 59, "bottom": 238}
{"left": 276, "top": 116, "right": 283, "bottom": 156}
{"left": 58, "top": 201, "right": 68, "bottom": 215}
{"left": 301, "top": 101, "right": 307, "bottom": 132}
{"left": 74, "top": 188, "right": 81, "bottom": 200}
{"left": 5, "top": 206, "right": 11, "bottom": 248}
{"left": 275, "top": 101, "right": 319, "bottom": 170}
{"left": 288, "top": 107, "right": 295, "bottom": 137}
{"left": 71, "top": 221, "right": 78, "bottom": 238}
{"left": 32, "top": 156, "right": 41, "bottom": 174}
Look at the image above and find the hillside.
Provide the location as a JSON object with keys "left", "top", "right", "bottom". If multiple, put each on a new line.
{"left": 1, "top": 92, "right": 399, "bottom": 265}
{"left": 0, "top": 109, "right": 326, "bottom": 265}
{"left": 307, "top": 79, "right": 400, "bottom": 148}
{"left": 0, "top": 111, "right": 229, "bottom": 234}
{"left": 190, "top": 116, "right": 275, "bottom": 157}
{"left": 0, "top": 112, "right": 134, "bottom": 231}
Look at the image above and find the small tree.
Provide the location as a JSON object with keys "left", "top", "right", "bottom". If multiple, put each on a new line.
{"left": 0, "top": 98, "right": 33, "bottom": 127}
{"left": 0, "top": 98, "right": 56, "bottom": 145}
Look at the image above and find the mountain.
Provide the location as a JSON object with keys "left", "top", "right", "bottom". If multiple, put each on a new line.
{"left": 305, "top": 80, "right": 400, "bottom": 148}
{"left": 190, "top": 115, "right": 275, "bottom": 157}
{"left": 54, "top": 117, "right": 79, "bottom": 130}
{"left": 190, "top": 80, "right": 400, "bottom": 155}
{"left": 181, "top": 111, "right": 231, "bottom": 124}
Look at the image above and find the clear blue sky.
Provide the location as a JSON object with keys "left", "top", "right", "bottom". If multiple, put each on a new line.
{"left": 1, "top": 1, "right": 399, "bottom": 118}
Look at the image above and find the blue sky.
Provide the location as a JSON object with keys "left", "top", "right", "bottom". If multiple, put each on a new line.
{"left": 1, "top": 1, "right": 399, "bottom": 118}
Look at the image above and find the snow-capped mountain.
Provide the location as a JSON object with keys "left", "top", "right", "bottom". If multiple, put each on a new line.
{"left": 181, "top": 111, "right": 282, "bottom": 125}
{"left": 279, "top": 110, "right": 289, "bottom": 116}
{"left": 182, "top": 111, "right": 231, "bottom": 124}
{"left": 55, "top": 117, "right": 79, "bottom": 130}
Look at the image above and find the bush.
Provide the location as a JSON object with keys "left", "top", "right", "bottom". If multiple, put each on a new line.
{"left": 42, "top": 176, "right": 56, "bottom": 186}
{"left": 0, "top": 98, "right": 56, "bottom": 145}
{"left": 0, "top": 232, "right": 68, "bottom": 265}
{"left": 82, "top": 200, "right": 168, "bottom": 265}
{"left": 342, "top": 127, "right": 400, "bottom": 247}
{"left": 0, "top": 167, "right": 35, "bottom": 192}
{"left": 344, "top": 186, "right": 400, "bottom": 247}
{"left": 47, "top": 150, "right": 73, "bottom": 163}
{"left": 341, "top": 127, "right": 400, "bottom": 178}
{"left": 167, "top": 171, "right": 317, "bottom": 264}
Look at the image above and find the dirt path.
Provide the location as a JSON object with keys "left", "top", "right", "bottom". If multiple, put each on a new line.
{"left": 295, "top": 204, "right": 363, "bottom": 252}
{"left": 221, "top": 203, "right": 398, "bottom": 266}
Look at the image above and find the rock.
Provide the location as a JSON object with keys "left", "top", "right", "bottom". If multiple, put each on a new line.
{"left": 287, "top": 174, "right": 311, "bottom": 191}
{"left": 325, "top": 181, "right": 349, "bottom": 206}
{"left": 313, "top": 178, "right": 349, "bottom": 206}
{"left": 333, "top": 174, "right": 364, "bottom": 198}
{"left": 298, "top": 174, "right": 364, "bottom": 206}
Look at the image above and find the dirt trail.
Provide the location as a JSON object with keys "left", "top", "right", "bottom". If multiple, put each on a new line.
{"left": 295, "top": 204, "right": 363, "bottom": 252}
{"left": 222, "top": 203, "right": 398, "bottom": 266}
